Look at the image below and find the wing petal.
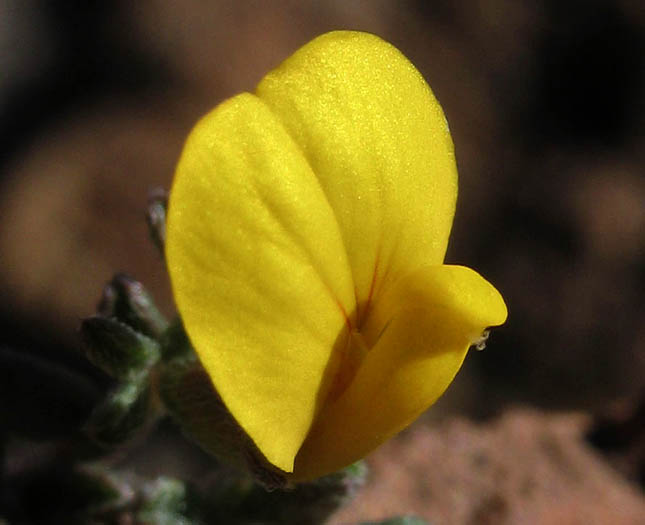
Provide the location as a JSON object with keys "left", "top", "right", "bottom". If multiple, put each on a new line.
{"left": 166, "top": 93, "right": 355, "bottom": 472}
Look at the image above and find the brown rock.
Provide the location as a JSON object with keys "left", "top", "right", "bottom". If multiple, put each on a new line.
{"left": 331, "top": 409, "right": 645, "bottom": 525}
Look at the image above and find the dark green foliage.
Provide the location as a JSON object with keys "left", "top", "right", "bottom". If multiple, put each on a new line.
{"left": 361, "top": 516, "right": 429, "bottom": 525}
{"left": 84, "top": 377, "right": 155, "bottom": 448}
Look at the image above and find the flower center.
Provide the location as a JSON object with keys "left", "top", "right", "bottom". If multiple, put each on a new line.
{"left": 326, "top": 328, "right": 370, "bottom": 402}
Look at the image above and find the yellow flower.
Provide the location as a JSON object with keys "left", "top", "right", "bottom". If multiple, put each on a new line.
{"left": 166, "top": 31, "right": 507, "bottom": 481}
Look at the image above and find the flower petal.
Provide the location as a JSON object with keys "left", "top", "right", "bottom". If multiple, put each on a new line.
{"left": 165, "top": 93, "right": 356, "bottom": 472}
{"left": 292, "top": 265, "right": 507, "bottom": 480}
{"left": 256, "top": 31, "right": 458, "bottom": 311}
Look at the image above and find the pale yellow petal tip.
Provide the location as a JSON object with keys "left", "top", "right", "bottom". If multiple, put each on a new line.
{"left": 469, "top": 284, "right": 507, "bottom": 351}
{"left": 490, "top": 285, "right": 508, "bottom": 327}
{"left": 439, "top": 264, "right": 508, "bottom": 330}
{"left": 464, "top": 267, "right": 507, "bottom": 323}
{"left": 473, "top": 269, "right": 508, "bottom": 329}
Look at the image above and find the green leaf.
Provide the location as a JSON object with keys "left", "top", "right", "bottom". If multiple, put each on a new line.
{"left": 137, "top": 477, "right": 200, "bottom": 525}
{"left": 361, "top": 517, "right": 429, "bottom": 525}
{"left": 85, "top": 378, "right": 154, "bottom": 448}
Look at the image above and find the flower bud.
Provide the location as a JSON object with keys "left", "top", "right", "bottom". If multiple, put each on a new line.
{"left": 97, "top": 273, "right": 168, "bottom": 339}
{"left": 146, "top": 187, "right": 168, "bottom": 256}
{"left": 80, "top": 316, "right": 160, "bottom": 381}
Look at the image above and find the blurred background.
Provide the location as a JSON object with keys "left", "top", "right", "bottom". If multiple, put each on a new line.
{"left": 1, "top": 0, "right": 644, "bottom": 522}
